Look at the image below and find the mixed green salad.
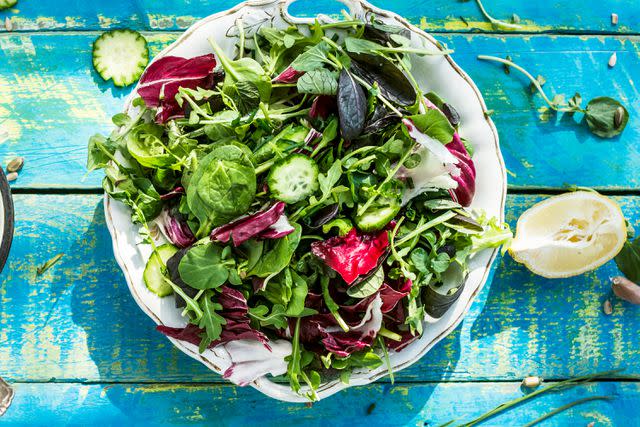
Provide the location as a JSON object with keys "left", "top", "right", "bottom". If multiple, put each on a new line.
{"left": 88, "top": 17, "right": 511, "bottom": 399}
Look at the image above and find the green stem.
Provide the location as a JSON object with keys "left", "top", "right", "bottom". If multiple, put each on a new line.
{"left": 475, "top": 0, "right": 522, "bottom": 30}
{"left": 114, "top": 107, "right": 146, "bottom": 142}
{"left": 208, "top": 37, "right": 241, "bottom": 81}
{"left": 321, "top": 277, "right": 349, "bottom": 332}
{"left": 477, "top": 55, "right": 582, "bottom": 113}
{"left": 255, "top": 159, "right": 276, "bottom": 175}
{"left": 237, "top": 18, "right": 245, "bottom": 58}
{"left": 396, "top": 211, "right": 457, "bottom": 246}
{"left": 320, "top": 20, "right": 364, "bottom": 30}
{"left": 163, "top": 277, "right": 203, "bottom": 320}
{"left": 378, "top": 336, "right": 394, "bottom": 384}
{"left": 458, "top": 369, "right": 624, "bottom": 427}
{"left": 378, "top": 327, "right": 402, "bottom": 341}
{"left": 351, "top": 74, "right": 404, "bottom": 117}
{"left": 522, "top": 396, "right": 614, "bottom": 427}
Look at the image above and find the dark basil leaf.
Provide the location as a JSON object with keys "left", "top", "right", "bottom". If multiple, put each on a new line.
{"left": 615, "top": 238, "right": 640, "bottom": 283}
{"left": 296, "top": 69, "right": 339, "bottom": 95}
{"left": 363, "top": 114, "right": 401, "bottom": 135}
{"left": 441, "top": 103, "right": 460, "bottom": 127}
{"left": 349, "top": 53, "right": 417, "bottom": 107}
{"left": 585, "top": 97, "right": 629, "bottom": 138}
{"left": 337, "top": 69, "right": 366, "bottom": 141}
{"left": 422, "top": 263, "right": 467, "bottom": 319}
{"left": 308, "top": 203, "right": 339, "bottom": 229}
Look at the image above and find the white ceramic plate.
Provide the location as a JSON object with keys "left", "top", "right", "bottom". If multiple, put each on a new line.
{"left": 104, "top": 0, "right": 507, "bottom": 402}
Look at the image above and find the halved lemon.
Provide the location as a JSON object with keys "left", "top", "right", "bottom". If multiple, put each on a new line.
{"left": 509, "top": 191, "right": 627, "bottom": 278}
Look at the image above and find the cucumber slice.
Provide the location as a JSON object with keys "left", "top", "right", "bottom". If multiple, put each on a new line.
{"left": 92, "top": 29, "right": 149, "bottom": 87}
{"left": 268, "top": 154, "right": 319, "bottom": 203}
{"left": 144, "top": 244, "right": 178, "bottom": 297}
{"left": 0, "top": 0, "right": 17, "bottom": 11}
{"left": 354, "top": 201, "right": 400, "bottom": 232}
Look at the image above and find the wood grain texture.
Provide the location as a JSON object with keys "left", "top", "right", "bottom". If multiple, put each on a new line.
{"left": 0, "top": 0, "right": 638, "bottom": 34}
{"left": 1, "top": 381, "right": 636, "bottom": 426}
{"left": 1, "top": 33, "right": 639, "bottom": 190}
{"left": 0, "top": 194, "right": 638, "bottom": 384}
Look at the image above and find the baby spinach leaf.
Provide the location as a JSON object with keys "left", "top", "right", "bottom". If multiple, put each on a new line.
{"left": 408, "top": 109, "right": 455, "bottom": 143}
{"left": 296, "top": 69, "right": 339, "bottom": 95}
{"left": 615, "top": 238, "right": 640, "bottom": 283}
{"left": 290, "top": 41, "right": 331, "bottom": 72}
{"left": 249, "top": 223, "right": 302, "bottom": 277}
{"left": 186, "top": 144, "right": 256, "bottom": 236}
{"left": 349, "top": 53, "right": 416, "bottom": 107}
{"left": 347, "top": 266, "right": 384, "bottom": 298}
{"left": 344, "top": 37, "right": 387, "bottom": 55}
{"left": 126, "top": 124, "right": 175, "bottom": 168}
{"left": 178, "top": 243, "right": 231, "bottom": 290}
{"left": 337, "top": 69, "right": 367, "bottom": 141}
{"left": 585, "top": 97, "right": 629, "bottom": 138}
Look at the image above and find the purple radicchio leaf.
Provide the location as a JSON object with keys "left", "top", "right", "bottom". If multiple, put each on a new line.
{"left": 210, "top": 202, "right": 294, "bottom": 246}
{"left": 446, "top": 133, "right": 476, "bottom": 207}
{"left": 160, "top": 186, "right": 185, "bottom": 201}
{"left": 157, "top": 285, "right": 270, "bottom": 351}
{"left": 272, "top": 66, "right": 305, "bottom": 84}
{"left": 310, "top": 95, "right": 336, "bottom": 120}
{"left": 137, "top": 54, "right": 218, "bottom": 123}
{"left": 156, "top": 206, "right": 196, "bottom": 248}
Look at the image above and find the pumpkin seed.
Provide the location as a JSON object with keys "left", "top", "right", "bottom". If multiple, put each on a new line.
{"left": 608, "top": 52, "right": 617, "bottom": 68}
{"left": 522, "top": 376, "right": 542, "bottom": 388}
{"left": 5, "top": 172, "right": 17, "bottom": 182}
{"left": 603, "top": 299, "right": 613, "bottom": 315}
{"left": 4, "top": 17, "right": 12, "bottom": 32}
{"left": 6, "top": 156, "right": 24, "bottom": 173}
{"left": 614, "top": 106, "right": 625, "bottom": 128}
{"left": 612, "top": 276, "right": 640, "bottom": 304}
{"left": 611, "top": 13, "right": 618, "bottom": 25}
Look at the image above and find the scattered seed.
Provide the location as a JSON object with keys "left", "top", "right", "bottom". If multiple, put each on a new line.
{"left": 614, "top": 106, "right": 625, "bottom": 128}
{"left": 603, "top": 299, "right": 613, "bottom": 315}
{"left": 484, "top": 109, "right": 495, "bottom": 118}
{"left": 611, "top": 13, "right": 618, "bottom": 25}
{"left": 5, "top": 172, "right": 17, "bottom": 182}
{"left": 366, "top": 403, "right": 376, "bottom": 415}
{"left": 587, "top": 422, "right": 596, "bottom": 427}
{"left": 608, "top": 52, "right": 617, "bottom": 68}
{"left": 612, "top": 276, "right": 640, "bottom": 304}
{"left": 459, "top": 16, "right": 469, "bottom": 27}
{"left": 522, "top": 376, "right": 542, "bottom": 388}
{"left": 305, "top": 402, "right": 314, "bottom": 408}
{"left": 4, "top": 17, "right": 12, "bottom": 32}
{"left": 6, "top": 156, "right": 24, "bottom": 173}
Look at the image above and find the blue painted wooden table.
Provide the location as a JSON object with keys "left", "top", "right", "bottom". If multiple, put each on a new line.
{"left": 1, "top": 1, "right": 639, "bottom": 425}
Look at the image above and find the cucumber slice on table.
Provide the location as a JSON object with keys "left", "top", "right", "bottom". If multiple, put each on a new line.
{"left": 144, "top": 244, "right": 178, "bottom": 297}
{"left": 0, "top": 0, "right": 17, "bottom": 11}
{"left": 268, "top": 154, "right": 319, "bottom": 203}
{"left": 92, "top": 29, "right": 149, "bottom": 87}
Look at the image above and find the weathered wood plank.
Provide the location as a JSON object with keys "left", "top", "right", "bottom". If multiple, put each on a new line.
{"left": 1, "top": 381, "right": 636, "bottom": 426}
{"left": 0, "top": 194, "right": 638, "bottom": 384}
{"left": 0, "top": 0, "right": 638, "bottom": 34}
{"left": 1, "top": 33, "right": 639, "bottom": 190}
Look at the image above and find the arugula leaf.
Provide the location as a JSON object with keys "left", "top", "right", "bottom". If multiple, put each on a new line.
{"left": 87, "top": 134, "right": 117, "bottom": 172}
{"left": 178, "top": 243, "right": 232, "bottom": 290}
{"left": 226, "top": 80, "right": 261, "bottom": 114}
{"left": 615, "top": 238, "right": 640, "bottom": 283}
{"left": 296, "top": 69, "right": 338, "bottom": 95}
{"left": 198, "top": 290, "right": 227, "bottom": 352}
